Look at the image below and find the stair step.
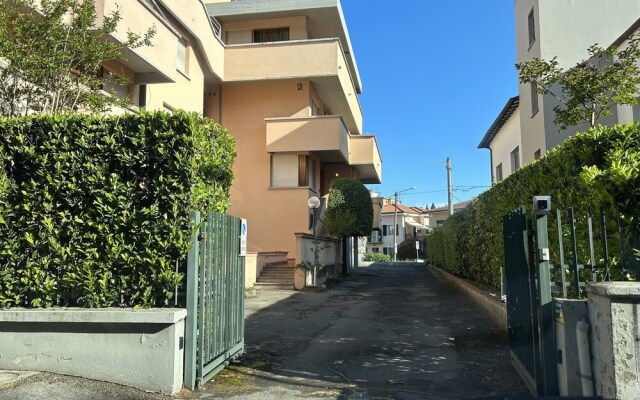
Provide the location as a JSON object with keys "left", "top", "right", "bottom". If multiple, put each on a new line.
{"left": 254, "top": 282, "right": 294, "bottom": 290}
{"left": 262, "top": 265, "right": 293, "bottom": 271}
{"left": 264, "top": 261, "right": 289, "bottom": 268}
{"left": 261, "top": 273, "right": 291, "bottom": 278}
{"left": 257, "top": 279, "right": 294, "bottom": 285}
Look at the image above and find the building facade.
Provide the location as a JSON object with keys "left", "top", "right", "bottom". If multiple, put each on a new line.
{"left": 481, "top": 2, "right": 640, "bottom": 180}
{"left": 89, "top": 0, "right": 383, "bottom": 285}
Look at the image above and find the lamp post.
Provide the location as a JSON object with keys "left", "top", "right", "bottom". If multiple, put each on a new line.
{"left": 393, "top": 187, "right": 417, "bottom": 262}
{"left": 307, "top": 196, "right": 321, "bottom": 285}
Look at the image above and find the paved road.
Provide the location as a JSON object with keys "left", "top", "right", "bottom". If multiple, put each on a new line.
{"left": 206, "top": 263, "right": 529, "bottom": 400}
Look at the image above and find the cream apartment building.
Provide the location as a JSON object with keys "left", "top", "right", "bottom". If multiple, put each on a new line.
{"left": 480, "top": 2, "right": 640, "bottom": 180}
{"left": 95, "top": 0, "right": 382, "bottom": 285}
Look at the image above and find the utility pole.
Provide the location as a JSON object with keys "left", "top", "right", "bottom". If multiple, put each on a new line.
{"left": 446, "top": 157, "right": 453, "bottom": 216}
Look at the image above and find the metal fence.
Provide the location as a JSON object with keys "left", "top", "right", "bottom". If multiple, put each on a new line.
{"left": 503, "top": 200, "right": 639, "bottom": 396}
{"left": 550, "top": 206, "right": 639, "bottom": 298}
{"left": 183, "top": 211, "right": 245, "bottom": 389}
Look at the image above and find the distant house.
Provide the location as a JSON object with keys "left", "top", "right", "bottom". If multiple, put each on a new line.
{"left": 377, "top": 203, "right": 429, "bottom": 256}
{"left": 426, "top": 200, "right": 472, "bottom": 229}
{"left": 478, "top": 97, "right": 521, "bottom": 184}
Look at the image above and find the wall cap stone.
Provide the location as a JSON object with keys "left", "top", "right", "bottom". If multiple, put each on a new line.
{"left": 0, "top": 308, "right": 187, "bottom": 324}
{"left": 586, "top": 282, "right": 640, "bottom": 298}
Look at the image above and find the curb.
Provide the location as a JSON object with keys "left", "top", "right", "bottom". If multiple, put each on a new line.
{"left": 428, "top": 266, "right": 508, "bottom": 334}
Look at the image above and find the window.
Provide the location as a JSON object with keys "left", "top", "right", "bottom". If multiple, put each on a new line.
{"left": 253, "top": 28, "right": 289, "bottom": 43}
{"left": 528, "top": 8, "right": 536, "bottom": 47}
{"left": 383, "top": 224, "right": 395, "bottom": 237}
{"left": 534, "top": 149, "right": 542, "bottom": 160}
{"left": 436, "top": 220, "right": 445, "bottom": 227}
{"left": 271, "top": 154, "right": 316, "bottom": 188}
{"left": 511, "top": 146, "right": 520, "bottom": 173}
{"left": 495, "top": 163, "right": 503, "bottom": 182}
{"left": 177, "top": 37, "right": 189, "bottom": 74}
{"left": 531, "top": 81, "right": 539, "bottom": 115}
{"left": 101, "top": 68, "right": 129, "bottom": 101}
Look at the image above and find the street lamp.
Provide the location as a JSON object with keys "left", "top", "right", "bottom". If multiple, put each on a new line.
{"left": 393, "top": 187, "right": 417, "bottom": 262}
{"left": 307, "top": 196, "right": 321, "bottom": 285}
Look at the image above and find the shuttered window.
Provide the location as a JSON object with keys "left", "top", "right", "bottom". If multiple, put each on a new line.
{"left": 102, "top": 69, "right": 129, "bottom": 100}
{"left": 271, "top": 154, "right": 298, "bottom": 187}
{"left": 271, "top": 154, "right": 316, "bottom": 188}
{"left": 226, "top": 30, "right": 252, "bottom": 45}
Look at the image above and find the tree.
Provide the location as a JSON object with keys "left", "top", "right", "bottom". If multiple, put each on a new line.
{"left": 516, "top": 36, "right": 640, "bottom": 131}
{"left": 396, "top": 236, "right": 423, "bottom": 261}
{"left": 430, "top": 203, "right": 436, "bottom": 209}
{"left": 321, "top": 178, "right": 372, "bottom": 271}
{"left": 0, "top": 0, "right": 155, "bottom": 116}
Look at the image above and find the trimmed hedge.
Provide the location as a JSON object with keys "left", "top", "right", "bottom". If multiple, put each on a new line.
{"left": 363, "top": 252, "right": 390, "bottom": 262}
{"left": 426, "top": 123, "right": 640, "bottom": 289}
{"left": 326, "top": 178, "right": 373, "bottom": 237}
{"left": 0, "top": 111, "right": 236, "bottom": 308}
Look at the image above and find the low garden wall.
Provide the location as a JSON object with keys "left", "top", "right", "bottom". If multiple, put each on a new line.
{"left": 429, "top": 266, "right": 507, "bottom": 333}
{"left": 0, "top": 308, "right": 186, "bottom": 394}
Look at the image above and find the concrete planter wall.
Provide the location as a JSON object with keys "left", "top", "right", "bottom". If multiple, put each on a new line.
{"left": 587, "top": 282, "right": 640, "bottom": 399}
{"left": 0, "top": 308, "right": 186, "bottom": 395}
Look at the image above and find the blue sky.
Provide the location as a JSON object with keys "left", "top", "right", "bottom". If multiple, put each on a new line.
{"left": 341, "top": 1, "right": 518, "bottom": 208}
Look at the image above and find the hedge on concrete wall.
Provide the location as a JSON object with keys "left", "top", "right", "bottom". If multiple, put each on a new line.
{"left": 426, "top": 123, "right": 640, "bottom": 289}
{"left": 0, "top": 111, "right": 236, "bottom": 308}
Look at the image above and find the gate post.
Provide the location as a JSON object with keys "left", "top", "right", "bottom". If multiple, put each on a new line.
{"left": 184, "top": 211, "right": 201, "bottom": 390}
{"left": 534, "top": 198, "right": 559, "bottom": 395}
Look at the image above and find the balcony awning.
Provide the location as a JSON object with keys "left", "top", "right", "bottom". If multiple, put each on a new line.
{"left": 406, "top": 221, "right": 428, "bottom": 230}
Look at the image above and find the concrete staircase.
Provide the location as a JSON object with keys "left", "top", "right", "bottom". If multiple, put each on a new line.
{"left": 255, "top": 261, "right": 294, "bottom": 290}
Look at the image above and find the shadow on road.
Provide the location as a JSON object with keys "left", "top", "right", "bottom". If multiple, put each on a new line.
{"left": 208, "top": 263, "right": 529, "bottom": 400}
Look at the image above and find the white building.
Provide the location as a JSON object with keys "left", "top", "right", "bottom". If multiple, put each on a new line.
{"left": 481, "top": 3, "right": 640, "bottom": 179}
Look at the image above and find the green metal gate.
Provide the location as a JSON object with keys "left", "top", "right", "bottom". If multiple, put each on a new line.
{"left": 184, "top": 211, "right": 245, "bottom": 389}
{"left": 503, "top": 207, "right": 558, "bottom": 396}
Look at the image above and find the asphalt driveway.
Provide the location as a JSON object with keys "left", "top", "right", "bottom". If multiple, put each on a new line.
{"left": 205, "top": 263, "right": 528, "bottom": 400}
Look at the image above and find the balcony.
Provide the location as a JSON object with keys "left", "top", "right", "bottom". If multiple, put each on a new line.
{"left": 95, "top": 0, "right": 177, "bottom": 84}
{"left": 225, "top": 38, "right": 363, "bottom": 134}
{"left": 349, "top": 135, "right": 382, "bottom": 184}
{"left": 266, "top": 115, "right": 382, "bottom": 184}
{"left": 266, "top": 116, "right": 349, "bottom": 163}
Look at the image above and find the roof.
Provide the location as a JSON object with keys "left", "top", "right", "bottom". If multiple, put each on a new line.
{"left": 381, "top": 204, "right": 428, "bottom": 215}
{"left": 427, "top": 200, "right": 473, "bottom": 213}
{"left": 477, "top": 96, "right": 519, "bottom": 149}
{"left": 406, "top": 221, "right": 429, "bottom": 230}
{"left": 611, "top": 17, "right": 640, "bottom": 49}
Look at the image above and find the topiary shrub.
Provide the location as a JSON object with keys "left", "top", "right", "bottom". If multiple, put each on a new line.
{"left": 325, "top": 178, "right": 372, "bottom": 237}
{"left": 0, "top": 111, "right": 236, "bottom": 308}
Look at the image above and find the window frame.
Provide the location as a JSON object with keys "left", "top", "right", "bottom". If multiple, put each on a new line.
{"left": 176, "top": 37, "right": 189, "bottom": 76}
{"left": 496, "top": 162, "right": 503, "bottom": 182}
{"left": 528, "top": 8, "right": 536, "bottom": 48}
{"left": 253, "top": 27, "right": 290, "bottom": 43}
{"left": 530, "top": 81, "right": 539, "bottom": 116}
{"left": 511, "top": 146, "right": 521, "bottom": 173}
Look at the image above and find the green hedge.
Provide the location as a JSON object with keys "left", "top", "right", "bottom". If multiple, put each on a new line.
{"left": 363, "top": 252, "right": 390, "bottom": 262}
{"left": 426, "top": 123, "right": 640, "bottom": 289}
{"left": 0, "top": 111, "right": 236, "bottom": 308}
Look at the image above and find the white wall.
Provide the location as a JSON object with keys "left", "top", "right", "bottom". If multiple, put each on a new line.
{"left": 515, "top": 0, "right": 640, "bottom": 164}
{"left": 490, "top": 107, "right": 522, "bottom": 181}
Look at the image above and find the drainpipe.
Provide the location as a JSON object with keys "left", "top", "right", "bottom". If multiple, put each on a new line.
{"left": 576, "top": 318, "right": 595, "bottom": 396}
